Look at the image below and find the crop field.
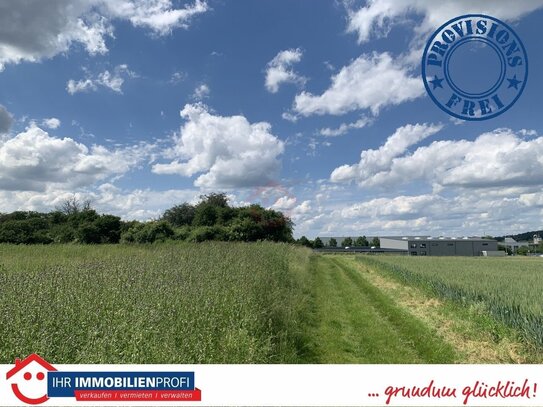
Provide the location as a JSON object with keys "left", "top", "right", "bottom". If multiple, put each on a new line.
{"left": 359, "top": 256, "right": 543, "bottom": 349}
{"left": 0, "top": 243, "right": 311, "bottom": 364}
{"left": 1, "top": 244, "right": 541, "bottom": 364}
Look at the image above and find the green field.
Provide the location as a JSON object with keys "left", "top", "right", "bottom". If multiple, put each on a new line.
{"left": 1, "top": 244, "right": 541, "bottom": 364}
{"left": 0, "top": 243, "right": 311, "bottom": 363}
{"left": 360, "top": 256, "right": 543, "bottom": 348}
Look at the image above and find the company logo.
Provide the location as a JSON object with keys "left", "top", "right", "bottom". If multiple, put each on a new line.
{"left": 6, "top": 354, "right": 202, "bottom": 405}
{"left": 422, "top": 14, "right": 528, "bottom": 121}
{"left": 6, "top": 354, "right": 57, "bottom": 405}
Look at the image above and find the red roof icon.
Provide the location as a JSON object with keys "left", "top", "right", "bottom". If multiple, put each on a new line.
{"left": 6, "top": 354, "right": 57, "bottom": 379}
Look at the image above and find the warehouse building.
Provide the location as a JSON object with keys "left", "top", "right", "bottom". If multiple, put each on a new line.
{"left": 380, "top": 236, "right": 498, "bottom": 256}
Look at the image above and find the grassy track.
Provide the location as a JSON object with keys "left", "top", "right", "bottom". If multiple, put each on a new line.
{"left": 306, "top": 255, "right": 456, "bottom": 363}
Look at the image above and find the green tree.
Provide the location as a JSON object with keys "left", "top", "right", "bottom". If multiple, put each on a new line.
{"left": 328, "top": 238, "right": 337, "bottom": 248}
{"left": 371, "top": 237, "right": 380, "bottom": 247}
{"left": 297, "top": 236, "right": 313, "bottom": 248}
{"left": 516, "top": 246, "right": 529, "bottom": 256}
{"left": 77, "top": 223, "right": 101, "bottom": 244}
{"left": 341, "top": 237, "right": 353, "bottom": 247}
{"left": 355, "top": 236, "right": 369, "bottom": 246}
{"left": 94, "top": 215, "right": 122, "bottom": 243}
{"left": 199, "top": 192, "right": 229, "bottom": 208}
{"left": 313, "top": 237, "right": 324, "bottom": 249}
{"left": 193, "top": 204, "right": 219, "bottom": 226}
{"left": 162, "top": 203, "right": 196, "bottom": 226}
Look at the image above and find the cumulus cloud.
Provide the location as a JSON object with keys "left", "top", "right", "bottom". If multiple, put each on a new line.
{"left": 67, "top": 64, "right": 136, "bottom": 94}
{"left": 0, "top": 124, "right": 153, "bottom": 192}
{"left": 293, "top": 52, "right": 424, "bottom": 116}
{"left": 104, "top": 0, "right": 208, "bottom": 35}
{"left": 0, "top": 183, "right": 200, "bottom": 221}
{"left": 0, "top": 105, "right": 14, "bottom": 134}
{"left": 152, "top": 104, "right": 285, "bottom": 188}
{"left": 339, "top": 194, "right": 443, "bottom": 219}
{"left": 319, "top": 116, "right": 373, "bottom": 137}
{"left": 291, "top": 179, "right": 543, "bottom": 238}
{"left": 331, "top": 127, "right": 543, "bottom": 190}
{"left": 331, "top": 123, "right": 443, "bottom": 183}
{"left": 0, "top": 0, "right": 209, "bottom": 69}
{"left": 42, "top": 117, "right": 61, "bottom": 129}
{"left": 346, "top": 0, "right": 543, "bottom": 44}
{"left": 88, "top": 183, "right": 199, "bottom": 220}
{"left": 271, "top": 195, "right": 297, "bottom": 211}
{"left": 265, "top": 48, "right": 307, "bottom": 93}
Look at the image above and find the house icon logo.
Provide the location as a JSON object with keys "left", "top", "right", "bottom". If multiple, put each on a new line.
{"left": 6, "top": 354, "right": 57, "bottom": 405}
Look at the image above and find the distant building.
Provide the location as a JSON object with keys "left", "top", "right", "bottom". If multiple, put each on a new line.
{"left": 380, "top": 236, "right": 498, "bottom": 256}
{"left": 502, "top": 237, "right": 530, "bottom": 252}
{"left": 502, "top": 235, "right": 541, "bottom": 253}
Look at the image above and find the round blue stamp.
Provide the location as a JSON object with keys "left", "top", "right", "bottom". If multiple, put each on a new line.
{"left": 422, "top": 14, "right": 528, "bottom": 121}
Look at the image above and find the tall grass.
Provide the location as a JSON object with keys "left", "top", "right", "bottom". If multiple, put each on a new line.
{"left": 0, "top": 242, "right": 311, "bottom": 364}
{"left": 359, "top": 256, "right": 543, "bottom": 348}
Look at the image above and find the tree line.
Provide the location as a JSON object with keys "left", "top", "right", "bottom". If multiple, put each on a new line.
{"left": 295, "top": 235, "right": 380, "bottom": 249}
{"left": 0, "top": 194, "right": 293, "bottom": 244}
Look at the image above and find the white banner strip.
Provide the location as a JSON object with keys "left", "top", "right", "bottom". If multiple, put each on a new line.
{"left": 1, "top": 363, "right": 542, "bottom": 406}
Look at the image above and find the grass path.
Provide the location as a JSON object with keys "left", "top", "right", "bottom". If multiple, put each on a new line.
{"left": 306, "top": 255, "right": 456, "bottom": 363}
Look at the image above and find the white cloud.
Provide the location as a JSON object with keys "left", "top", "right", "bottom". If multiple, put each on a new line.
{"left": 0, "top": 0, "right": 209, "bottom": 69}
{"left": 346, "top": 0, "right": 543, "bottom": 44}
{"left": 319, "top": 116, "right": 372, "bottom": 137}
{"left": 104, "top": 0, "right": 209, "bottom": 35}
{"left": 271, "top": 196, "right": 297, "bottom": 211}
{"left": 281, "top": 112, "right": 299, "bottom": 123}
{"left": 290, "top": 179, "right": 543, "bottom": 238}
{"left": 0, "top": 183, "right": 200, "bottom": 221}
{"left": 152, "top": 103, "right": 285, "bottom": 188}
{"left": 265, "top": 48, "right": 307, "bottom": 93}
{"left": 0, "top": 124, "right": 153, "bottom": 192}
{"left": 192, "top": 84, "right": 210, "bottom": 100}
{"left": 42, "top": 118, "right": 61, "bottom": 129}
{"left": 331, "top": 127, "right": 543, "bottom": 190}
{"left": 67, "top": 64, "right": 136, "bottom": 94}
{"left": 331, "top": 123, "right": 443, "bottom": 184}
{"left": 89, "top": 183, "right": 199, "bottom": 220}
{"left": 339, "top": 194, "right": 443, "bottom": 219}
{"left": 293, "top": 52, "right": 424, "bottom": 116}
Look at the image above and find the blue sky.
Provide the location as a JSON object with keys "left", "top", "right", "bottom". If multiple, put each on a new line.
{"left": 0, "top": 0, "right": 542, "bottom": 238}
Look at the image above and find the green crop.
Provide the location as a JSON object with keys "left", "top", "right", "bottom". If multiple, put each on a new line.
{"left": 359, "top": 256, "right": 543, "bottom": 348}
{"left": 0, "top": 242, "right": 311, "bottom": 364}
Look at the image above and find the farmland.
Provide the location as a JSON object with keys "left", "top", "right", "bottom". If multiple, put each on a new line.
{"left": 359, "top": 256, "right": 543, "bottom": 350}
{"left": 0, "top": 243, "right": 311, "bottom": 364}
{"left": 1, "top": 244, "right": 542, "bottom": 364}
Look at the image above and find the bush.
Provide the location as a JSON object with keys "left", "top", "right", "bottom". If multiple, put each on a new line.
{"left": 121, "top": 221, "right": 174, "bottom": 243}
{"left": 187, "top": 226, "right": 228, "bottom": 243}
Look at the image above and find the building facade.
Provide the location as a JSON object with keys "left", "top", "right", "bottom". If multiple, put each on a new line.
{"left": 380, "top": 236, "right": 498, "bottom": 256}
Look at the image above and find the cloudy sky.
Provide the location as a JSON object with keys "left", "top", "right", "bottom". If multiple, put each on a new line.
{"left": 0, "top": 0, "right": 542, "bottom": 238}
